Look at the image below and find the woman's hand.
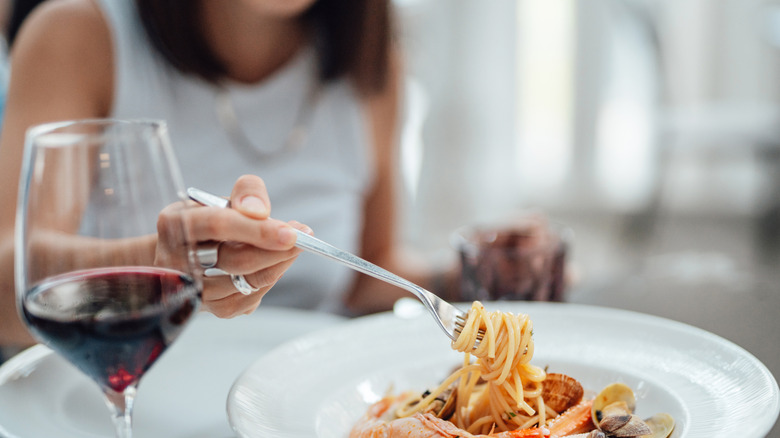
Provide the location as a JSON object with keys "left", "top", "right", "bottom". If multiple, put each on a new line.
{"left": 184, "top": 175, "right": 310, "bottom": 317}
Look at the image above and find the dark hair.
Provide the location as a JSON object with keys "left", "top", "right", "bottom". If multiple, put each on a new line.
{"left": 134, "top": 0, "right": 392, "bottom": 95}
{"left": 5, "top": 0, "right": 48, "bottom": 47}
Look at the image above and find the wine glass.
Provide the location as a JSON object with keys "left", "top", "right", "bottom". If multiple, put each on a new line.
{"left": 15, "top": 119, "right": 202, "bottom": 437}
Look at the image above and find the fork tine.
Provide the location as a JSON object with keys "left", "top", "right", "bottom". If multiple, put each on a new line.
{"left": 453, "top": 315, "right": 485, "bottom": 341}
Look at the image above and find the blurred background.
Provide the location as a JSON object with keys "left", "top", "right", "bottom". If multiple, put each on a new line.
{"left": 393, "top": 0, "right": 779, "bottom": 435}
{"left": 0, "top": 0, "right": 776, "bottom": 433}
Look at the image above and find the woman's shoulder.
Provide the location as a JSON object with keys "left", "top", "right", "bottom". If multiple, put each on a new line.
{"left": 13, "top": 0, "right": 111, "bottom": 53}
{"left": 10, "top": 0, "right": 113, "bottom": 116}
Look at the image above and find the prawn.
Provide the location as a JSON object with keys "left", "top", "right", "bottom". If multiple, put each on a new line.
{"left": 349, "top": 395, "right": 548, "bottom": 438}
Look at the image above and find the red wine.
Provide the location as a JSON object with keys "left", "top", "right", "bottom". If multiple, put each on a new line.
{"left": 22, "top": 267, "right": 200, "bottom": 392}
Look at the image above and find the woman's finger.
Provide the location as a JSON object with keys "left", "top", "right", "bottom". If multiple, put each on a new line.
{"left": 202, "top": 286, "right": 266, "bottom": 318}
{"left": 185, "top": 206, "right": 297, "bottom": 250}
{"left": 202, "top": 275, "right": 243, "bottom": 301}
{"left": 201, "top": 256, "right": 299, "bottom": 317}
{"left": 210, "top": 221, "right": 311, "bottom": 273}
{"left": 243, "top": 253, "right": 299, "bottom": 291}
{"left": 230, "top": 175, "right": 271, "bottom": 219}
{"left": 287, "top": 220, "right": 313, "bottom": 236}
{"left": 215, "top": 241, "right": 300, "bottom": 275}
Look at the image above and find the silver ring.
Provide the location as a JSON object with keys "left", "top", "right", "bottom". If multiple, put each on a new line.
{"left": 231, "top": 274, "right": 260, "bottom": 295}
{"left": 196, "top": 242, "right": 221, "bottom": 269}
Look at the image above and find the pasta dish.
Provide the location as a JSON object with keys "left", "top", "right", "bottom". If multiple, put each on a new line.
{"left": 349, "top": 301, "right": 674, "bottom": 438}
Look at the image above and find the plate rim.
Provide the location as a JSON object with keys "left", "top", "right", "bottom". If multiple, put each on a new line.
{"left": 0, "top": 344, "right": 56, "bottom": 438}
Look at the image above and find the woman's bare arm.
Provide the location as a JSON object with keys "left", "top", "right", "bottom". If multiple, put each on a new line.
{"left": 0, "top": 0, "right": 113, "bottom": 346}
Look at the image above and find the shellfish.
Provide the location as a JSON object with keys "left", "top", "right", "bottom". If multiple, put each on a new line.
{"left": 542, "top": 373, "right": 585, "bottom": 414}
{"left": 587, "top": 383, "right": 674, "bottom": 438}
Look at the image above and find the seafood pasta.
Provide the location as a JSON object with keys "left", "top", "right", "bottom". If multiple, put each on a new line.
{"left": 396, "top": 302, "right": 547, "bottom": 433}
{"left": 349, "top": 301, "right": 676, "bottom": 438}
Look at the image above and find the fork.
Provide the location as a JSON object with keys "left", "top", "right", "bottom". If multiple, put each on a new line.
{"left": 186, "top": 187, "right": 473, "bottom": 343}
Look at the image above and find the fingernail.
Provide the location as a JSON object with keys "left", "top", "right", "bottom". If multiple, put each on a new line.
{"left": 290, "top": 221, "right": 313, "bottom": 236}
{"left": 240, "top": 196, "right": 268, "bottom": 216}
{"left": 278, "top": 226, "right": 297, "bottom": 245}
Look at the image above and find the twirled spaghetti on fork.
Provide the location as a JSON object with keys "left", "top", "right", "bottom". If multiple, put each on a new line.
{"left": 393, "top": 301, "right": 548, "bottom": 434}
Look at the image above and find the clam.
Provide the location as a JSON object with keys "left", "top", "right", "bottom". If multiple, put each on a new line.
{"left": 596, "top": 399, "right": 651, "bottom": 437}
{"left": 591, "top": 383, "right": 637, "bottom": 426}
{"left": 589, "top": 382, "right": 674, "bottom": 438}
{"left": 421, "top": 385, "right": 458, "bottom": 420}
{"left": 597, "top": 401, "right": 632, "bottom": 431}
{"left": 542, "top": 373, "right": 584, "bottom": 413}
{"left": 436, "top": 387, "right": 458, "bottom": 420}
{"left": 640, "top": 412, "right": 675, "bottom": 438}
{"left": 609, "top": 415, "right": 651, "bottom": 437}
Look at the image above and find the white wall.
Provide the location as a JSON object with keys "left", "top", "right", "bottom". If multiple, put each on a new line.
{"left": 396, "top": 0, "right": 520, "bottom": 252}
{"left": 393, "top": 0, "right": 780, "bottom": 252}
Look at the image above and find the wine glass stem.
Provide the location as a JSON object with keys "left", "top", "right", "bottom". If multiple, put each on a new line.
{"left": 103, "top": 385, "right": 137, "bottom": 438}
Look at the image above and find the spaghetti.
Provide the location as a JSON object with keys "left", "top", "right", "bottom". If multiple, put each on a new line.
{"left": 395, "top": 301, "right": 547, "bottom": 434}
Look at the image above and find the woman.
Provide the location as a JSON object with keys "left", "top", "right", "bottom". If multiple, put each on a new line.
{"left": 0, "top": 0, "right": 431, "bottom": 348}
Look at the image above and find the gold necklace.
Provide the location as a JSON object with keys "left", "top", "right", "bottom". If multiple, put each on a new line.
{"left": 214, "top": 83, "right": 320, "bottom": 159}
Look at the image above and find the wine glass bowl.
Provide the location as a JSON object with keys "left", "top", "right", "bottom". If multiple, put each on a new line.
{"left": 15, "top": 119, "right": 201, "bottom": 437}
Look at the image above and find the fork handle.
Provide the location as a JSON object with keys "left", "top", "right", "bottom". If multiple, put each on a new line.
{"left": 298, "top": 231, "right": 463, "bottom": 342}
{"left": 294, "top": 230, "right": 434, "bottom": 306}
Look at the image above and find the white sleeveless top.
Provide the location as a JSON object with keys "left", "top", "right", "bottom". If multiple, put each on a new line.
{"left": 96, "top": 1, "right": 374, "bottom": 313}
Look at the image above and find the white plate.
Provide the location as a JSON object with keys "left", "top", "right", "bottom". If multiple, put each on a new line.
{"left": 0, "top": 307, "right": 344, "bottom": 438}
{"left": 227, "top": 302, "right": 780, "bottom": 438}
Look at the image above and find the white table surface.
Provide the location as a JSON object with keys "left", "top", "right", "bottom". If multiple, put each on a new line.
{"left": 0, "top": 306, "right": 345, "bottom": 438}
{"left": 3, "top": 294, "right": 778, "bottom": 437}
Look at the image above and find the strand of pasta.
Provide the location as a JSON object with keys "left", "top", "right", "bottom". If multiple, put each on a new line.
{"left": 537, "top": 395, "right": 547, "bottom": 426}
{"left": 455, "top": 356, "right": 482, "bottom": 427}
{"left": 468, "top": 414, "right": 498, "bottom": 434}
